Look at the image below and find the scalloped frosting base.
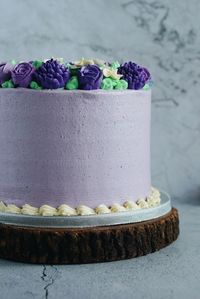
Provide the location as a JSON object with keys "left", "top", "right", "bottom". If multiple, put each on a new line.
{"left": 0, "top": 187, "right": 160, "bottom": 217}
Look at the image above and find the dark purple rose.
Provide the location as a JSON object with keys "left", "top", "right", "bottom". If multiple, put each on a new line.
{"left": 118, "top": 62, "right": 151, "bottom": 90}
{"left": 0, "top": 63, "right": 14, "bottom": 84}
{"left": 34, "top": 59, "right": 70, "bottom": 89}
{"left": 78, "top": 65, "right": 103, "bottom": 90}
{"left": 11, "top": 62, "right": 35, "bottom": 87}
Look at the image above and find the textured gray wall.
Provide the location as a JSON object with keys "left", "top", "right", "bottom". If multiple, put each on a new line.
{"left": 1, "top": 0, "right": 200, "bottom": 201}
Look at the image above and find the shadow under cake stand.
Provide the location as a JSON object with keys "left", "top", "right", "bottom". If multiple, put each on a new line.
{"left": 0, "top": 191, "right": 179, "bottom": 264}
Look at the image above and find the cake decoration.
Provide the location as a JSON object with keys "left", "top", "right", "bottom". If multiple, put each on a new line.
{"left": 57, "top": 204, "right": 77, "bottom": 216}
{"left": 11, "top": 62, "right": 35, "bottom": 88}
{"left": 101, "top": 77, "right": 114, "bottom": 90}
{"left": 0, "top": 62, "right": 14, "bottom": 84}
{"left": 118, "top": 61, "right": 151, "bottom": 90}
{"left": 32, "top": 60, "right": 43, "bottom": 69}
{"left": 33, "top": 59, "right": 70, "bottom": 89}
{"left": 95, "top": 204, "right": 111, "bottom": 214}
{"left": 73, "top": 58, "right": 105, "bottom": 67}
{"left": 66, "top": 76, "right": 79, "bottom": 90}
{"left": 29, "top": 81, "right": 42, "bottom": 90}
{"left": 1, "top": 79, "right": 14, "bottom": 88}
{"left": 0, "top": 187, "right": 161, "bottom": 217}
{"left": 0, "top": 58, "right": 151, "bottom": 90}
{"left": 102, "top": 66, "right": 122, "bottom": 80}
{"left": 78, "top": 64, "right": 103, "bottom": 90}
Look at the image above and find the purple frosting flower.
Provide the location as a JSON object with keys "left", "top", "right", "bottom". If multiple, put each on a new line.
{"left": 78, "top": 65, "right": 103, "bottom": 90}
{"left": 118, "top": 62, "right": 151, "bottom": 90}
{"left": 11, "top": 62, "right": 35, "bottom": 87}
{"left": 34, "top": 59, "right": 70, "bottom": 89}
{"left": 0, "top": 63, "right": 14, "bottom": 84}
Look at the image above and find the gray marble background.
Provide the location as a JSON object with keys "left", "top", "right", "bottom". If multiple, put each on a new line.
{"left": 0, "top": 1, "right": 200, "bottom": 298}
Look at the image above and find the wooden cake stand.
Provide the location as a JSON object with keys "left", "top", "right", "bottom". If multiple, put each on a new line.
{"left": 0, "top": 192, "right": 179, "bottom": 264}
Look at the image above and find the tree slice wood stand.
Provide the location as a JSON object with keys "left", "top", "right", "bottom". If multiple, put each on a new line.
{"left": 0, "top": 208, "right": 179, "bottom": 264}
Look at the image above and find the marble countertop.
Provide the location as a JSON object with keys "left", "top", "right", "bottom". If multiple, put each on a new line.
{"left": 0, "top": 0, "right": 200, "bottom": 298}
{"left": 0, "top": 199, "right": 200, "bottom": 299}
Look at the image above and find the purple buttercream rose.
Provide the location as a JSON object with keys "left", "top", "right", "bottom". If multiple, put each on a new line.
{"left": 78, "top": 65, "right": 103, "bottom": 90}
{"left": 0, "top": 63, "right": 14, "bottom": 84}
{"left": 34, "top": 59, "right": 70, "bottom": 89}
{"left": 11, "top": 62, "right": 35, "bottom": 87}
{"left": 118, "top": 62, "right": 151, "bottom": 90}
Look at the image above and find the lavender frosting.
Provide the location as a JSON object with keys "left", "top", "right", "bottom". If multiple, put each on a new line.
{"left": 0, "top": 89, "right": 151, "bottom": 208}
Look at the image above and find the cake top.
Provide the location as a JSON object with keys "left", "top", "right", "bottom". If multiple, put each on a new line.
{"left": 0, "top": 58, "right": 152, "bottom": 91}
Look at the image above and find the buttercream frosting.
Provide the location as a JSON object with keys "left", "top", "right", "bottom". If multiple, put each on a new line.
{"left": 0, "top": 88, "right": 151, "bottom": 209}
{"left": 0, "top": 187, "right": 161, "bottom": 216}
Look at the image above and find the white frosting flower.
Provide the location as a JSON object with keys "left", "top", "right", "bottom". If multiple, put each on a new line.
{"left": 102, "top": 67, "right": 122, "bottom": 80}
{"left": 93, "top": 58, "right": 106, "bottom": 66}
{"left": 73, "top": 58, "right": 106, "bottom": 67}
{"left": 73, "top": 58, "right": 95, "bottom": 67}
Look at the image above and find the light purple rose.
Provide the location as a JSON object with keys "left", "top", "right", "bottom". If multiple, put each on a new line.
{"left": 0, "top": 63, "right": 14, "bottom": 84}
{"left": 11, "top": 62, "right": 35, "bottom": 87}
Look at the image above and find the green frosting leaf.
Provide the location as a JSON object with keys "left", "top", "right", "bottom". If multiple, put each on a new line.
{"left": 101, "top": 78, "right": 114, "bottom": 90}
{"left": 2, "top": 80, "right": 14, "bottom": 88}
{"left": 30, "top": 81, "right": 42, "bottom": 90}
{"left": 110, "top": 61, "right": 120, "bottom": 70}
{"left": 32, "top": 60, "right": 43, "bottom": 69}
{"left": 114, "top": 79, "right": 128, "bottom": 90}
{"left": 66, "top": 76, "right": 79, "bottom": 90}
{"left": 110, "top": 79, "right": 118, "bottom": 87}
{"left": 143, "top": 83, "right": 150, "bottom": 90}
{"left": 11, "top": 59, "right": 17, "bottom": 65}
{"left": 67, "top": 64, "right": 81, "bottom": 76}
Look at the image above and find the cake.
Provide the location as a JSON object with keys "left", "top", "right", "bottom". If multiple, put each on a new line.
{"left": 0, "top": 58, "right": 179, "bottom": 264}
{"left": 0, "top": 58, "right": 161, "bottom": 216}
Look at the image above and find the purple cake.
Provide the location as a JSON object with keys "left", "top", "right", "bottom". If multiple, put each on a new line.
{"left": 0, "top": 58, "right": 160, "bottom": 216}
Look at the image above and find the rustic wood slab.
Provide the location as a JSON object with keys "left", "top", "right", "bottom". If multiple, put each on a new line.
{"left": 0, "top": 208, "right": 179, "bottom": 264}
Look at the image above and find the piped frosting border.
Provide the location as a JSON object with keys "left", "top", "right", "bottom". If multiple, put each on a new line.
{"left": 0, "top": 187, "right": 160, "bottom": 217}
